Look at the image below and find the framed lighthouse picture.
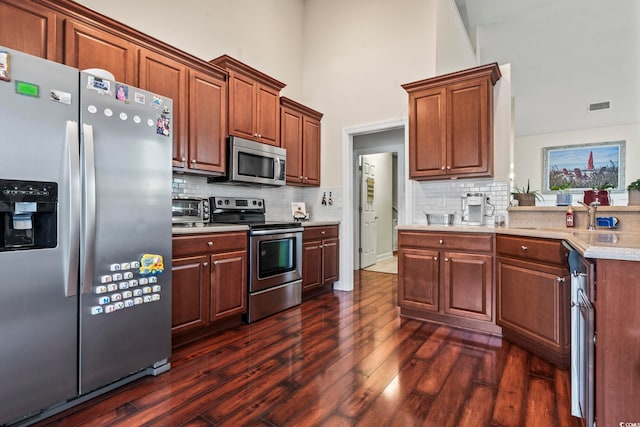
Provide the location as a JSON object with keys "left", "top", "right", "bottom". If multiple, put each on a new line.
{"left": 542, "top": 140, "right": 626, "bottom": 192}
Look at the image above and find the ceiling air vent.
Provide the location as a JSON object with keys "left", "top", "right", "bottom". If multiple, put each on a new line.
{"left": 588, "top": 100, "right": 611, "bottom": 112}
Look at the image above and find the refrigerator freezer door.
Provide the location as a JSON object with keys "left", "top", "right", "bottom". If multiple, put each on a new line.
{"left": 78, "top": 73, "right": 172, "bottom": 394}
{"left": 0, "top": 48, "right": 79, "bottom": 425}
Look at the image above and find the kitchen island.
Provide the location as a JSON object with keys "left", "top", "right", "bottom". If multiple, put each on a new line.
{"left": 398, "top": 223, "right": 640, "bottom": 427}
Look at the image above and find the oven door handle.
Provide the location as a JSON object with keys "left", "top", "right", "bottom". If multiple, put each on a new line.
{"left": 251, "top": 227, "right": 303, "bottom": 236}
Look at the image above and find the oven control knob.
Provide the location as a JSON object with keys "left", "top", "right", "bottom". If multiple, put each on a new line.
{"left": 224, "top": 200, "right": 230, "bottom": 205}
{"left": 258, "top": 201, "right": 262, "bottom": 207}
{"left": 217, "top": 200, "right": 222, "bottom": 206}
{"left": 252, "top": 200, "right": 257, "bottom": 206}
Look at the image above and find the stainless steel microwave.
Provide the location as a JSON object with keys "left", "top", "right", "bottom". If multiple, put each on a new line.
{"left": 210, "top": 136, "right": 286, "bottom": 186}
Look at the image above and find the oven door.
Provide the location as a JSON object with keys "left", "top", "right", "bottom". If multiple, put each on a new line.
{"left": 249, "top": 229, "right": 302, "bottom": 293}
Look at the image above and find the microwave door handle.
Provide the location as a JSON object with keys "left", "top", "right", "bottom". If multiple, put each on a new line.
{"left": 274, "top": 157, "right": 281, "bottom": 181}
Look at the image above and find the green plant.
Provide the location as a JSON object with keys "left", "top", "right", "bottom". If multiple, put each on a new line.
{"left": 592, "top": 182, "right": 614, "bottom": 190}
{"left": 550, "top": 182, "right": 571, "bottom": 192}
{"left": 512, "top": 179, "right": 544, "bottom": 201}
{"left": 627, "top": 179, "right": 640, "bottom": 191}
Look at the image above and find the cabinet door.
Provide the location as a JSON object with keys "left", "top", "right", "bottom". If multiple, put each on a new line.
{"left": 443, "top": 251, "right": 492, "bottom": 321}
{"left": 0, "top": 1, "right": 58, "bottom": 60}
{"left": 322, "top": 238, "right": 339, "bottom": 285}
{"left": 138, "top": 49, "right": 188, "bottom": 168}
{"left": 398, "top": 248, "right": 439, "bottom": 312}
{"left": 302, "top": 115, "right": 321, "bottom": 186}
{"left": 227, "top": 72, "right": 256, "bottom": 140}
{"left": 188, "top": 69, "right": 227, "bottom": 174}
{"left": 447, "top": 77, "right": 490, "bottom": 176}
{"left": 497, "top": 258, "right": 570, "bottom": 352}
{"left": 302, "top": 240, "right": 322, "bottom": 291}
{"left": 408, "top": 87, "right": 446, "bottom": 178}
{"left": 256, "top": 84, "right": 280, "bottom": 146}
{"left": 280, "top": 106, "right": 303, "bottom": 183}
{"left": 210, "top": 250, "right": 247, "bottom": 321}
{"left": 65, "top": 19, "right": 137, "bottom": 85}
{"left": 171, "top": 255, "right": 209, "bottom": 334}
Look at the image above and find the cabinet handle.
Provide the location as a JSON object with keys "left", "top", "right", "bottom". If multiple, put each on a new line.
{"left": 203, "top": 262, "right": 208, "bottom": 267}
{"left": 444, "top": 258, "right": 449, "bottom": 262}
{"left": 446, "top": 166, "right": 451, "bottom": 170}
{"left": 181, "top": 157, "right": 186, "bottom": 162}
{"left": 299, "top": 176, "right": 304, "bottom": 179}
{"left": 191, "top": 159, "right": 196, "bottom": 164}
{"left": 441, "top": 166, "right": 446, "bottom": 170}
{"left": 556, "top": 277, "right": 565, "bottom": 283}
{"left": 207, "top": 241, "right": 214, "bottom": 246}
{"left": 520, "top": 245, "right": 528, "bottom": 251}
{"left": 439, "top": 239, "right": 444, "bottom": 245}
{"left": 321, "top": 231, "right": 326, "bottom": 234}
{"left": 433, "top": 256, "right": 438, "bottom": 261}
{"left": 214, "top": 261, "right": 219, "bottom": 266}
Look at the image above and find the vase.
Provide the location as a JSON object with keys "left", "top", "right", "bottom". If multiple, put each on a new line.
{"left": 556, "top": 193, "right": 572, "bottom": 206}
{"left": 629, "top": 190, "right": 640, "bottom": 206}
{"left": 583, "top": 190, "right": 610, "bottom": 206}
{"left": 514, "top": 193, "right": 536, "bottom": 206}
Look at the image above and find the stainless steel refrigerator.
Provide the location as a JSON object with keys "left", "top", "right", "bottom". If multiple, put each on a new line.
{"left": 0, "top": 47, "right": 172, "bottom": 425}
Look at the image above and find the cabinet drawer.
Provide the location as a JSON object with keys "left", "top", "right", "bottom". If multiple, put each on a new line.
{"left": 303, "top": 225, "right": 339, "bottom": 241}
{"left": 497, "top": 235, "right": 568, "bottom": 265}
{"left": 173, "top": 232, "right": 247, "bottom": 257}
{"left": 398, "top": 231, "right": 493, "bottom": 252}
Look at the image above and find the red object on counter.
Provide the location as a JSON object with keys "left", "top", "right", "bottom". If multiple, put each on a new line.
{"left": 583, "top": 189, "right": 610, "bottom": 206}
{"left": 566, "top": 206, "right": 575, "bottom": 228}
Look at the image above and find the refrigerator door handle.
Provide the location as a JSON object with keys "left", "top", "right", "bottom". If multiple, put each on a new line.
{"left": 65, "top": 120, "right": 80, "bottom": 297}
{"left": 81, "top": 123, "right": 97, "bottom": 295}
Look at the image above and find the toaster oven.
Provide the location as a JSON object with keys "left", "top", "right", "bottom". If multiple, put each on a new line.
{"left": 171, "top": 198, "right": 210, "bottom": 225}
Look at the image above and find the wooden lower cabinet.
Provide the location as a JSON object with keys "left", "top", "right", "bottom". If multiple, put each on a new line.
{"left": 171, "top": 231, "right": 247, "bottom": 347}
{"left": 496, "top": 235, "right": 570, "bottom": 367}
{"left": 302, "top": 225, "right": 339, "bottom": 299}
{"left": 398, "top": 231, "right": 500, "bottom": 334}
{"left": 593, "top": 259, "right": 640, "bottom": 426}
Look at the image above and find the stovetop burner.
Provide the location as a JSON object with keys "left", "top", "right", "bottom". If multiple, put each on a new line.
{"left": 209, "top": 196, "right": 301, "bottom": 231}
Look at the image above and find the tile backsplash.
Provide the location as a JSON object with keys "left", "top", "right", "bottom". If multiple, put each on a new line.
{"left": 412, "top": 178, "right": 510, "bottom": 226}
{"left": 172, "top": 174, "right": 342, "bottom": 222}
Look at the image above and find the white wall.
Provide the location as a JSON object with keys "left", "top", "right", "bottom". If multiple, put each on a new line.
{"left": 303, "top": 0, "right": 440, "bottom": 188}
{"left": 74, "top": 0, "right": 305, "bottom": 100}
{"left": 435, "top": 0, "right": 477, "bottom": 75}
{"left": 514, "top": 123, "right": 640, "bottom": 206}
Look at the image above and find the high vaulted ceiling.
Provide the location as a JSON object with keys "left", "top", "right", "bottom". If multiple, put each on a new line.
{"left": 455, "top": 0, "right": 640, "bottom": 137}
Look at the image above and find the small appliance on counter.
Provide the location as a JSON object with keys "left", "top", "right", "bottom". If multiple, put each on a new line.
{"left": 462, "top": 192, "right": 486, "bottom": 225}
{"left": 291, "top": 202, "right": 309, "bottom": 222}
{"left": 171, "top": 197, "right": 210, "bottom": 227}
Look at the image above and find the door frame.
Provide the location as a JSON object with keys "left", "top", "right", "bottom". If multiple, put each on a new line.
{"left": 337, "top": 117, "right": 409, "bottom": 291}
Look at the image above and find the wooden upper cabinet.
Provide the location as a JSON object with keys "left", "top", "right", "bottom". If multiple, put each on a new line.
{"left": 0, "top": 0, "right": 58, "bottom": 60}
{"left": 187, "top": 69, "right": 227, "bottom": 174}
{"left": 211, "top": 55, "right": 285, "bottom": 147}
{"left": 65, "top": 19, "right": 137, "bottom": 85}
{"left": 138, "top": 49, "right": 189, "bottom": 168}
{"left": 280, "top": 97, "right": 323, "bottom": 186}
{"left": 402, "top": 63, "right": 501, "bottom": 180}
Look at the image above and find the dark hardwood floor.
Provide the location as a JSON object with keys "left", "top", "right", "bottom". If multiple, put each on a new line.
{"left": 38, "top": 271, "right": 580, "bottom": 426}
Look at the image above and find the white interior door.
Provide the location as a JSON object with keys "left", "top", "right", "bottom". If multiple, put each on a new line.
{"left": 360, "top": 156, "right": 377, "bottom": 268}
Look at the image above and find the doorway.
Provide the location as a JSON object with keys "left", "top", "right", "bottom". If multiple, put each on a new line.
{"left": 353, "top": 127, "right": 405, "bottom": 273}
{"left": 338, "top": 118, "right": 408, "bottom": 292}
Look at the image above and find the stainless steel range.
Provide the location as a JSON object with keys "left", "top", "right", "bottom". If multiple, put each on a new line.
{"left": 210, "top": 197, "right": 303, "bottom": 323}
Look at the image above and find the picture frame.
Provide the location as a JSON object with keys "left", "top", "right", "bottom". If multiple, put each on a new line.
{"left": 542, "top": 140, "right": 625, "bottom": 192}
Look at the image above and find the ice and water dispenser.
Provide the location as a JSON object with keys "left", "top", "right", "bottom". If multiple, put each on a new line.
{"left": 0, "top": 179, "right": 57, "bottom": 251}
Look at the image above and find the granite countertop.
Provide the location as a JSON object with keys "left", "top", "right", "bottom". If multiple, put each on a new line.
{"left": 397, "top": 224, "right": 640, "bottom": 262}
{"left": 299, "top": 221, "right": 341, "bottom": 227}
{"left": 172, "top": 224, "right": 249, "bottom": 235}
